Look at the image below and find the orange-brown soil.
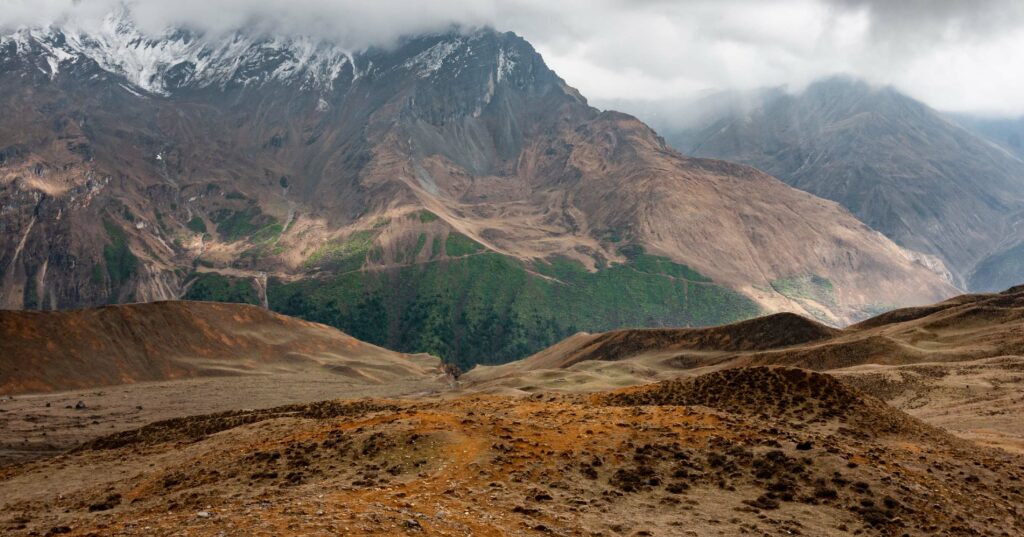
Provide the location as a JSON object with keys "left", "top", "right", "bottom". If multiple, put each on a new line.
{"left": 1, "top": 367, "right": 1022, "bottom": 536}
{"left": 0, "top": 301, "right": 443, "bottom": 395}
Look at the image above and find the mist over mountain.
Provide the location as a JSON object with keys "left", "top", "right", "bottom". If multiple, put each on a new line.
{"left": 645, "top": 77, "right": 1024, "bottom": 292}
{"left": 948, "top": 113, "right": 1024, "bottom": 160}
{"left": 8, "top": 0, "right": 1024, "bottom": 116}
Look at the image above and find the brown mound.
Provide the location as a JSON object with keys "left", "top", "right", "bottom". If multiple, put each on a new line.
{"left": 544, "top": 313, "right": 840, "bottom": 368}
{"left": 851, "top": 286, "right": 1024, "bottom": 330}
{"left": 77, "top": 400, "right": 397, "bottom": 452}
{"left": 848, "top": 304, "right": 956, "bottom": 330}
{"left": 603, "top": 367, "right": 922, "bottom": 435}
{"left": 479, "top": 286, "right": 1024, "bottom": 388}
{"left": 4, "top": 384, "right": 1020, "bottom": 536}
{"left": 0, "top": 301, "right": 439, "bottom": 395}
{"left": 743, "top": 335, "right": 923, "bottom": 370}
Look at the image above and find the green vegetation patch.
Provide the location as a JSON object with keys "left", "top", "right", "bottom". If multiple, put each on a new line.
{"left": 251, "top": 223, "right": 284, "bottom": 244}
{"left": 445, "top": 232, "right": 483, "bottom": 257}
{"left": 412, "top": 233, "right": 427, "bottom": 259}
{"left": 418, "top": 210, "right": 440, "bottom": 223}
{"left": 102, "top": 219, "right": 138, "bottom": 288}
{"left": 211, "top": 206, "right": 279, "bottom": 243}
{"left": 187, "top": 216, "right": 207, "bottom": 234}
{"left": 269, "top": 251, "right": 759, "bottom": 370}
{"left": 598, "top": 245, "right": 712, "bottom": 282}
{"left": 770, "top": 274, "right": 836, "bottom": 308}
{"left": 305, "top": 230, "right": 377, "bottom": 272}
{"left": 184, "top": 272, "right": 259, "bottom": 305}
{"left": 90, "top": 264, "right": 104, "bottom": 285}
{"left": 430, "top": 237, "right": 443, "bottom": 259}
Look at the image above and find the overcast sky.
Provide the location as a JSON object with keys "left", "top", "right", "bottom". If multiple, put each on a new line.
{"left": 6, "top": 0, "right": 1024, "bottom": 116}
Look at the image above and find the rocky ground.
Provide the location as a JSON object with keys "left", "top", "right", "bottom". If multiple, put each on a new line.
{"left": 2, "top": 367, "right": 1021, "bottom": 536}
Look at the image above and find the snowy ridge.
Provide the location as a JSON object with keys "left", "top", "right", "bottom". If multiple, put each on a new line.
{"left": 1, "top": 10, "right": 527, "bottom": 97}
{"left": 403, "top": 38, "right": 463, "bottom": 78}
{"left": 496, "top": 48, "right": 518, "bottom": 83}
{"left": 3, "top": 10, "right": 357, "bottom": 95}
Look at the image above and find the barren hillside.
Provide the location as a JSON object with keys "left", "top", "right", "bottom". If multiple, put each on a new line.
{"left": 2, "top": 367, "right": 1021, "bottom": 536}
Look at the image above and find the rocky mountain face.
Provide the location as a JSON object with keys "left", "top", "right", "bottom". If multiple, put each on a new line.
{"left": 0, "top": 13, "right": 955, "bottom": 367}
{"left": 666, "top": 77, "right": 1024, "bottom": 292}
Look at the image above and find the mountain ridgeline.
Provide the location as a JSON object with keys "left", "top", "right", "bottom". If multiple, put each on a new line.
{"left": 664, "top": 77, "right": 1024, "bottom": 293}
{"left": 0, "top": 13, "right": 955, "bottom": 368}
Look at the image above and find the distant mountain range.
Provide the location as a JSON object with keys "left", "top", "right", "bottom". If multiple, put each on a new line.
{"left": 949, "top": 113, "right": 1024, "bottom": 159}
{"left": 647, "top": 77, "right": 1024, "bottom": 292}
{"left": 0, "top": 11, "right": 955, "bottom": 367}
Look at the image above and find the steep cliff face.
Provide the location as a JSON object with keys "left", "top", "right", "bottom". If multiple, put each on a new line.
{"left": 0, "top": 12, "right": 956, "bottom": 365}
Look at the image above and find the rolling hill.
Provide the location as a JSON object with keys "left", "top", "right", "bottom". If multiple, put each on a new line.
{"left": 0, "top": 300, "right": 442, "bottom": 395}
{"left": 464, "top": 285, "right": 1024, "bottom": 390}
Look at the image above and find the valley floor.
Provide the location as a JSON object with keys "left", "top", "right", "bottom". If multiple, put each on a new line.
{"left": 0, "top": 372, "right": 448, "bottom": 467}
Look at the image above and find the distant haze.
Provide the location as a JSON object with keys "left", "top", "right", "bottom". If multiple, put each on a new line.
{"left": 4, "top": 0, "right": 1024, "bottom": 116}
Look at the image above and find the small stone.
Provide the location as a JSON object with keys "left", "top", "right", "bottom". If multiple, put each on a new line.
{"left": 74, "top": 401, "right": 86, "bottom": 410}
{"left": 197, "top": 511, "right": 211, "bottom": 519}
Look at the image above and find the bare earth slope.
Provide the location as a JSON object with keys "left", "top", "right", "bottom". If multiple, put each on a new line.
{"left": 0, "top": 301, "right": 443, "bottom": 395}
{"left": 1, "top": 366, "right": 1021, "bottom": 536}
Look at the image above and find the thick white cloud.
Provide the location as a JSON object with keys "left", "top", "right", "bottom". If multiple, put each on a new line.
{"left": 3, "top": 0, "right": 1023, "bottom": 115}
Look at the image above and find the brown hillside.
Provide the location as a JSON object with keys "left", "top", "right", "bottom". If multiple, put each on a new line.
{"left": 603, "top": 367, "right": 924, "bottom": 436}
{"left": 541, "top": 313, "right": 837, "bottom": 369}
{"left": 465, "top": 286, "right": 1024, "bottom": 389}
{"left": 2, "top": 368, "right": 1021, "bottom": 536}
{"left": 0, "top": 301, "right": 441, "bottom": 395}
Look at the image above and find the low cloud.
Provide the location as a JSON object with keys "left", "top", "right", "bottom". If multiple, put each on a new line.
{"left": 3, "top": 0, "right": 1024, "bottom": 115}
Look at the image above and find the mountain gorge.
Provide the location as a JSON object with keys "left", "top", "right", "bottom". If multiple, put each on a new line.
{"left": 0, "top": 13, "right": 956, "bottom": 367}
{"left": 664, "top": 77, "right": 1024, "bottom": 292}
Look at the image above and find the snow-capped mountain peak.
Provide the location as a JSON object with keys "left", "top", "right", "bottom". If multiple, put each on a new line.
{"left": 1, "top": 9, "right": 531, "bottom": 99}
{"left": 2, "top": 9, "right": 360, "bottom": 95}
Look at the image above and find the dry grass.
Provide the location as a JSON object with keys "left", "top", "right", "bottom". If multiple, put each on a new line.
{"left": 2, "top": 367, "right": 1022, "bottom": 536}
